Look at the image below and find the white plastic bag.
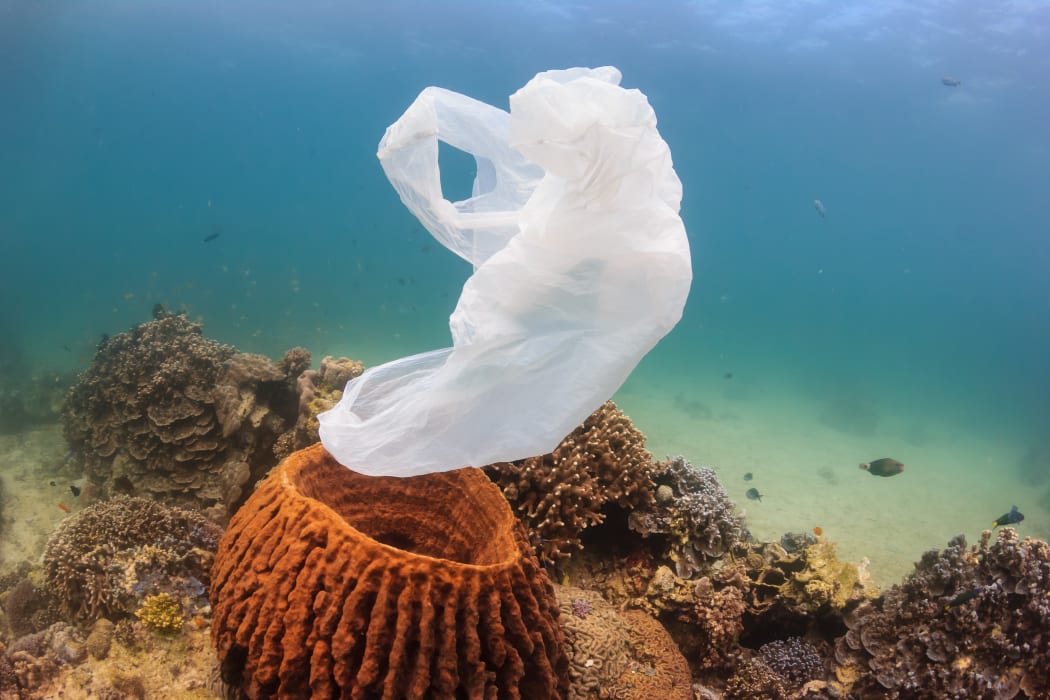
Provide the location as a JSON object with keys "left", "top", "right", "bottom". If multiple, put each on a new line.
{"left": 318, "top": 67, "right": 692, "bottom": 476}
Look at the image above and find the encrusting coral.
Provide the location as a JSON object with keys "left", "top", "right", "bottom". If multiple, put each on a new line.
{"left": 210, "top": 443, "right": 569, "bottom": 699}
{"left": 834, "top": 528, "right": 1050, "bottom": 698}
{"left": 41, "top": 496, "right": 221, "bottom": 623}
{"left": 62, "top": 307, "right": 308, "bottom": 522}
{"left": 484, "top": 400, "right": 657, "bottom": 563}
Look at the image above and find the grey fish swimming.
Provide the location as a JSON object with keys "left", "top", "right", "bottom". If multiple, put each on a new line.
{"left": 859, "top": 458, "right": 904, "bottom": 477}
{"left": 814, "top": 199, "right": 826, "bottom": 218}
{"left": 993, "top": 505, "right": 1024, "bottom": 527}
{"left": 941, "top": 75, "right": 961, "bottom": 87}
{"left": 746, "top": 487, "right": 763, "bottom": 501}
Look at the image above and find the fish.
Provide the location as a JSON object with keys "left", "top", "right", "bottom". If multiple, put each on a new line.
{"left": 859, "top": 458, "right": 905, "bottom": 477}
{"left": 813, "top": 526, "right": 823, "bottom": 537}
{"left": 746, "top": 487, "right": 763, "bottom": 501}
{"left": 724, "top": 372, "right": 734, "bottom": 379}
{"left": 944, "top": 588, "right": 980, "bottom": 610}
{"left": 69, "top": 484, "right": 81, "bottom": 497}
{"left": 203, "top": 231, "right": 222, "bottom": 242}
{"left": 814, "top": 199, "right": 826, "bottom": 218}
{"left": 743, "top": 472, "right": 753, "bottom": 481}
{"left": 941, "top": 76, "right": 961, "bottom": 87}
{"left": 993, "top": 505, "right": 1024, "bottom": 528}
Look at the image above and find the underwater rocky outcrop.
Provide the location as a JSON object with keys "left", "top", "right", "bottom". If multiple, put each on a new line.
{"left": 484, "top": 400, "right": 657, "bottom": 563}
{"left": 210, "top": 443, "right": 569, "bottom": 699}
{"left": 62, "top": 308, "right": 309, "bottom": 522}
{"left": 834, "top": 528, "right": 1050, "bottom": 698}
{"left": 272, "top": 354, "right": 365, "bottom": 459}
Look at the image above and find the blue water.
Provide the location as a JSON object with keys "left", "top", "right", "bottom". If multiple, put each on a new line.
{"left": 3, "top": 2, "right": 1048, "bottom": 545}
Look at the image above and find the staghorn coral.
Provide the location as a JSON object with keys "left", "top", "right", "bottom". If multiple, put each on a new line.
{"left": 134, "top": 593, "right": 183, "bottom": 635}
{"left": 62, "top": 308, "right": 307, "bottom": 522}
{"left": 834, "top": 528, "right": 1050, "bottom": 698}
{"left": 485, "top": 401, "right": 657, "bottom": 562}
{"left": 628, "top": 455, "right": 749, "bottom": 578}
{"left": 41, "top": 496, "right": 220, "bottom": 623}
{"left": 555, "top": 585, "right": 692, "bottom": 700}
{"left": 210, "top": 443, "right": 569, "bottom": 699}
{"left": 273, "top": 355, "right": 364, "bottom": 458}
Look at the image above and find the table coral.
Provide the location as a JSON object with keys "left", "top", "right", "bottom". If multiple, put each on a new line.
{"left": 210, "top": 443, "right": 569, "bottom": 699}
{"left": 485, "top": 401, "right": 657, "bottom": 563}
{"left": 41, "top": 496, "right": 221, "bottom": 623}
{"left": 834, "top": 528, "right": 1050, "bottom": 698}
{"left": 627, "top": 455, "right": 749, "bottom": 579}
{"left": 62, "top": 308, "right": 307, "bottom": 522}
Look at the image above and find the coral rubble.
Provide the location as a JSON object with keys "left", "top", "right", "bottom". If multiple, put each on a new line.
{"left": 210, "top": 443, "right": 569, "bottom": 699}
{"left": 485, "top": 400, "right": 657, "bottom": 562}
{"left": 62, "top": 309, "right": 307, "bottom": 522}
{"left": 41, "top": 496, "right": 221, "bottom": 623}
{"left": 835, "top": 529, "right": 1050, "bottom": 698}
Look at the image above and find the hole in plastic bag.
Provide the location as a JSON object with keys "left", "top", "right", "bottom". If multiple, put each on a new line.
{"left": 438, "top": 140, "right": 477, "bottom": 203}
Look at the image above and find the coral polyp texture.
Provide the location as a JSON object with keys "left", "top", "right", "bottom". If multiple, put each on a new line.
{"left": 484, "top": 400, "right": 657, "bottom": 562}
{"left": 273, "top": 354, "right": 365, "bottom": 458}
{"left": 62, "top": 308, "right": 308, "bottom": 522}
{"left": 628, "top": 455, "right": 750, "bottom": 578}
{"left": 41, "top": 496, "right": 221, "bottom": 623}
{"left": 835, "top": 528, "right": 1050, "bottom": 698}
{"left": 210, "top": 443, "right": 569, "bottom": 700}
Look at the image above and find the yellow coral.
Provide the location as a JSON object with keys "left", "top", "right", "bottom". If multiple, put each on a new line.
{"left": 135, "top": 593, "right": 184, "bottom": 635}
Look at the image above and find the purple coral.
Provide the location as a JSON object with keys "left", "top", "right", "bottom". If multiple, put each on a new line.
{"left": 570, "top": 598, "right": 593, "bottom": 619}
{"left": 627, "top": 455, "right": 749, "bottom": 578}
{"left": 835, "top": 528, "right": 1050, "bottom": 697}
{"left": 758, "top": 637, "right": 824, "bottom": 688}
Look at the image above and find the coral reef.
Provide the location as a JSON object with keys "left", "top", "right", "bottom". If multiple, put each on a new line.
{"left": 485, "top": 401, "right": 657, "bottom": 562}
{"left": 273, "top": 354, "right": 364, "bottom": 458}
{"left": 834, "top": 528, "right": 1050, "bottom": 698}
{"left": 757, "top": 637, "right": 825, "bottom": 689}
{"left": 555, "top": 585, "right": 693, "bottom": 700}
{"left": 211, "top": 443, "right": 569, "bottom": 699}
{"left": 628, "top": 455, "right": 749, "bottom": 578}
{"left": 62, "top": 308, "right": 307, "bottom": 522}
{"left": 41, "top": 496, "right": 221, "bottom": 623}
{"left": 135, "top": 593, "right": 183, "bottom": 635}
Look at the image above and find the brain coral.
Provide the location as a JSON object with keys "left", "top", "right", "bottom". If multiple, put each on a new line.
{"left": 62, "top": 308, "right": 307, "bottom": 522}
{"left": 484, "top": 401, "right": 656, "bottom": 563}
{"left": 555, "top": 585, "right": 692, "bottom": 700}
{"left": 210, "top": 443, "right": 569, "bottom": 699}
{"left": 628, "top": 455, "right": 749, "bottom": 578}
{"left": 834, "top": 528, "right": 1050, "bottom": 698}
{"left": 41, "top": 496, "right": 221, "bottom": 622}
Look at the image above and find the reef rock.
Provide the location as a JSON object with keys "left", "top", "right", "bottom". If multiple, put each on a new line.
{"left": 62, "top": 309, "right": 308, "bottom": 522}
{"left": 485, "top": 401, "right": 657, "bottom": 562}
{"left": 210, "top": 443, "right": 569, "bottom": 699}
{"left": 834, "top": 529, "right": 1050, "bottom": 698}
{"left": 273, "top": 354, "right": 365, "bottom": 459}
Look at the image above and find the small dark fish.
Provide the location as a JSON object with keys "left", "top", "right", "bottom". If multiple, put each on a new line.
{"left": 69, "top": 484, "right": 81, "bottom": 497}
{"left": 743, "top": 472, "right": 753, "bottom": 481}
{"left": 724, "top": 372, "right": 733, "bottom": 379}
{"left": 859, "top": 458, "right": 904, "bottom": 477}
{"left": 941, "top": 75, "right": 961, "bottom": 87}
{"left": 944, "top": 588, "right": 980, "bottom": 610}
{"left": 746, "top": 487, "right": 763, "bottom": 501}
{"left": 203, "top": 232, "right": 222, "bottom": 242}
{"left": 61, "top": 344, "right": 72, "bottom": 353}
{"left": 993, "top": 505, "right": 1024, "bottom": 528}
{"left": 49, "top": 480, "right": 56, "bottom": 487}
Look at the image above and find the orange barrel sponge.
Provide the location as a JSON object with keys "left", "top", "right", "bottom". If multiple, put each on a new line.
{"left": 210, "top": 443, "right": 569, "bottom": 699}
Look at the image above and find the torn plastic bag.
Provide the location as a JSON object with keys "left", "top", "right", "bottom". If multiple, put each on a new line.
{"left": 318, "top": 66, "right": 692, "bottom": 476}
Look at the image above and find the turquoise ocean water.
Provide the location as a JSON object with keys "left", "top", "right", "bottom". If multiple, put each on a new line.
{"left": 3, "top": 2, "right": 1048, "bottom": 577}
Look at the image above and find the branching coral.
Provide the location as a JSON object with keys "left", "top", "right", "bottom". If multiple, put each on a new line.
{"left": 628, "top": 455, "right": 749, "bottom": 578}
{"left": 62, "top": 308, "right": 307, "bottom": 521}
{"left": 41, "top": 496, "right": 220, "bottom": 623}
{"left": 485, "top": 401, "right": 657, "bottom": 562}
{"left": 834, "top": 529, "right": 1050, "bottom": 698}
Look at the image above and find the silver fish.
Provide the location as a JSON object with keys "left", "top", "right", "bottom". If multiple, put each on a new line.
{"left": 814, "top": 199, "right": 826, "bottom": 218}
{"left": 941, "top": 76, "right": 961, "bottom": 87}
